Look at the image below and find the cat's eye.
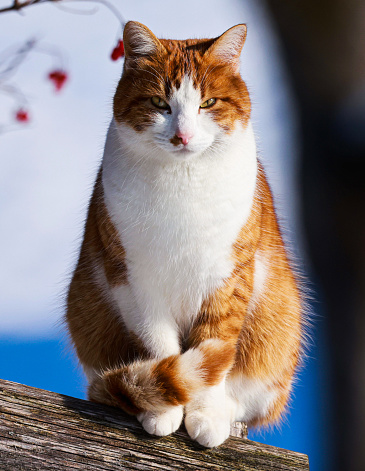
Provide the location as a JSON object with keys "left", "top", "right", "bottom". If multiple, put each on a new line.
{"left": 200, "top": 98, "right": 216, "bottom": 109}
{"left": 151, "top": 96, "right": 170, "bottom": 110}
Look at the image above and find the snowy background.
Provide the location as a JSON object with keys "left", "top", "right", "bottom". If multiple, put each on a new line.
{"left": 0, "top": 1, "right": 328, "bottom": 469}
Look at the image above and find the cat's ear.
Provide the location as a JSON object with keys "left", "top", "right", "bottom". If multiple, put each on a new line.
{"left": 206, "top": 24, "right": 247, "bottom": 73}
{"left": 123, "top": 21, "right": 166, "bottom": 59}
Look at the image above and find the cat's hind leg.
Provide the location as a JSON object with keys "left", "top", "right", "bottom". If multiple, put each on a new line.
{"left": 225, "top": 373, "right": 292, "bottom": 427}
{"left": 184, "top": 373, "right": 292, "bottom": 447}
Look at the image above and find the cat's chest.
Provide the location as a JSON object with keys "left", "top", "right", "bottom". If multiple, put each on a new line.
{"left": 109, "top": 166, "right": 244, "bottom": 270}
{"left": 102, "top": 122, "right": 257, "bottom": 328}
{"left": 104, "top": 156, "right": 256, "bottom": 320}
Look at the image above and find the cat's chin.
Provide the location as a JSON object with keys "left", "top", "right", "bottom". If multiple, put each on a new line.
{"left": 166, "top": 146, "right": 205, "bottom": 161}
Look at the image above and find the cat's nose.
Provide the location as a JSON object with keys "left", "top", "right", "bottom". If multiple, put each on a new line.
{"left": 176, "top": 130, "right": 194, "bottom": 146}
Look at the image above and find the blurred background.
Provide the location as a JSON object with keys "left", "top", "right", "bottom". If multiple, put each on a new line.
{"left": 1, "top": 1, "right": 363, "bottom": 470}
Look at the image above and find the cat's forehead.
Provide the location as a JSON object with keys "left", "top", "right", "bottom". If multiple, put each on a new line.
{"left": 157, "top": 39, "right": 218, "bottom": 95}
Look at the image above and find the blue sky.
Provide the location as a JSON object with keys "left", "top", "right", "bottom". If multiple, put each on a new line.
{"left": 0, "top": 0, "right": 331, "bottom": 469}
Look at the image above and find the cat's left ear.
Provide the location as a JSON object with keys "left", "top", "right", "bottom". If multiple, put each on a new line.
{"left": 206, "top": 24, "right": 247, "bottom": 73}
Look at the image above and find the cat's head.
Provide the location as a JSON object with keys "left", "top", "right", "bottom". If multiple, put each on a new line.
{"left": 113, "top": 21, "right": 250, "bottom": 160}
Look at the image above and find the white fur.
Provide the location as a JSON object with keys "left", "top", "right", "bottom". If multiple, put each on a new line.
{"left": 226, "top": 375, "right": 279, "bottom": 424}
{"left": 102, "top": 75, "right": 257, "bottom": 358}
{"left": 247, "top": 250, "right": 269, "bottom": 312}
{"left": 185, "top": 379, "right": 232, "bottom": 448}
{"left": 183, "top": 373, "right": 280, "bottom": 446}
{"left": 178, "top": 345, "right": 205, "bottom": 388}
{"left": 148, "top": 75, "right": 219, "bottom": 158}
{"left": 137, "top": 406, "right": 184, "bottom": 436}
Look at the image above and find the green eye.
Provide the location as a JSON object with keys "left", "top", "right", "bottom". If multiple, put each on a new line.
{"left": 151, "top": 96, "right": 170, "bottom": 109}
{"left": 200, "top": 98, "right": 216, "bottom": 109}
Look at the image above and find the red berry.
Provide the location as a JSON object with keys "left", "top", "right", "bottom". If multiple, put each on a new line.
{"left": 111, "top": 39, "right": 124, "bottom": 61}
{"left": 111, "top": 47, "right": 121, "bottom": 61}
{"left": 118, "top": 40, "right": 124, "bottom": 56}
{"left": 48, "top": 69, "right": 68, "bottom": 91}
{"left": 15, "top": 109, "right": 29, "bottom": 123}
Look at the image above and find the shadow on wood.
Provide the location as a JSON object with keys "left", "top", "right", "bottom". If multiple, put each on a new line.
{"left": 0, "top": 378, "right": 309, "bottom": 470}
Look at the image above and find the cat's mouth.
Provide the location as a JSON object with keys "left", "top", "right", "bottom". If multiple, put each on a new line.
{"left": 169, "top": 140, "right": 211, "bottom": 158}
{"left": 170, "top": 145, "right": 199, "bottom": 159}
{"left": 152, "top": 135, "right": 208, "bottom": 159}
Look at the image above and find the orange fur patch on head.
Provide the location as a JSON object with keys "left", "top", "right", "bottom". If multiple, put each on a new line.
{"left": 113, "top": 22, "right": 251, "bottom": 133}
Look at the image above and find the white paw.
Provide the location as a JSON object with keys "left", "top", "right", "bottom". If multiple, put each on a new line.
{"left": 137, "top": 405, "right": 184, "bottom": 437}
{"left": 185, "top": 409, "right": 231, "bottom": 448}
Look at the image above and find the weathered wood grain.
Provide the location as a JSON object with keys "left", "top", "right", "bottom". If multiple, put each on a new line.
{"left": 0, "top": 378, "right": 309, "bottom": 470}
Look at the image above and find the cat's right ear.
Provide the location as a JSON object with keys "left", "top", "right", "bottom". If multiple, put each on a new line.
{"left": 123, "top": 21, "right": 166, "bottom": 60}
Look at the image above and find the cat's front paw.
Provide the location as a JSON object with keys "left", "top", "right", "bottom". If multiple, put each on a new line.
{"left": 184, "top": 409, "right": 231, "bottom": 448}
{"left": 137, "top": 405, "right": 184, "bottom": 437}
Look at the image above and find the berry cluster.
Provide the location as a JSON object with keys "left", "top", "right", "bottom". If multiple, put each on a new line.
{"left": 15, "top": 69, "right": 68, "bottom": 124}
{"left": 14, "top": 38, "right": 124, "bottom": 125}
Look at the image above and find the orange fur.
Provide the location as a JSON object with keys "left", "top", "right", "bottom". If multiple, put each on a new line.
{"left": 66, "top": 22, "right": 304, "bottom": 435}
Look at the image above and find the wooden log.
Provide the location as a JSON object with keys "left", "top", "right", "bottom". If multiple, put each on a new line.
{"left": 0, "top": 378, "right": 309, "bottom": 470}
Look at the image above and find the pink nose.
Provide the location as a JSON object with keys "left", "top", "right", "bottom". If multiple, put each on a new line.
{"left": 176, "top": 130, "right": 194, "bottom": 146}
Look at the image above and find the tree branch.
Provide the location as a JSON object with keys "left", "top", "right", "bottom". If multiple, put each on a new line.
{"left": 0, "top": 0, "right": 125, "bottom": 26}
{"left": 0, "top": 1, "right": 56, "bottom": 15}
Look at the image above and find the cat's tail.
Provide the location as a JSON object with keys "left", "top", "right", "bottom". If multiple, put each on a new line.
{"left": 88, "top": 339, "right": 235, "bottom": 415}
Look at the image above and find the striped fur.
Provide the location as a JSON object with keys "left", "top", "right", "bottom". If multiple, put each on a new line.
{"left": 66, "top": 22, "right": 304, "bottom": 447}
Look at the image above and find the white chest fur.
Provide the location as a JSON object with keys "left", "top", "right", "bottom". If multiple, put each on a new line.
{"left": 102, "top": 119, "right": 257, "bottom": 354}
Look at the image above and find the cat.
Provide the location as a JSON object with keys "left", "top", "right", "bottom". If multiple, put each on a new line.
{"left": 66, "top": 21, "right": 304, "bottom": 448}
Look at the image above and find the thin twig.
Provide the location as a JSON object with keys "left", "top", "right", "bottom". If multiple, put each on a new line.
{"left": 0, "top": 82, "right": 28, "bottom": 105}
{"left": 78, "top": 0, "right": 125, "bottom": 26}
{"left": 53, "top": 2, "right": 98, "bottom": 15}
{"left": 0, "top": 0, "right": 57, "bottom": 15}
{"left": 0, "top": 39, "right": 37, "bottom": 81}
{"left": 0, "top": 0, "right": 126, "bottom": 26}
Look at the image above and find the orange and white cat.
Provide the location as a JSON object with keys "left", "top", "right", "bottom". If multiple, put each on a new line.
{"left": 66, "top": 21, "right": 304, "bottom": 447}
